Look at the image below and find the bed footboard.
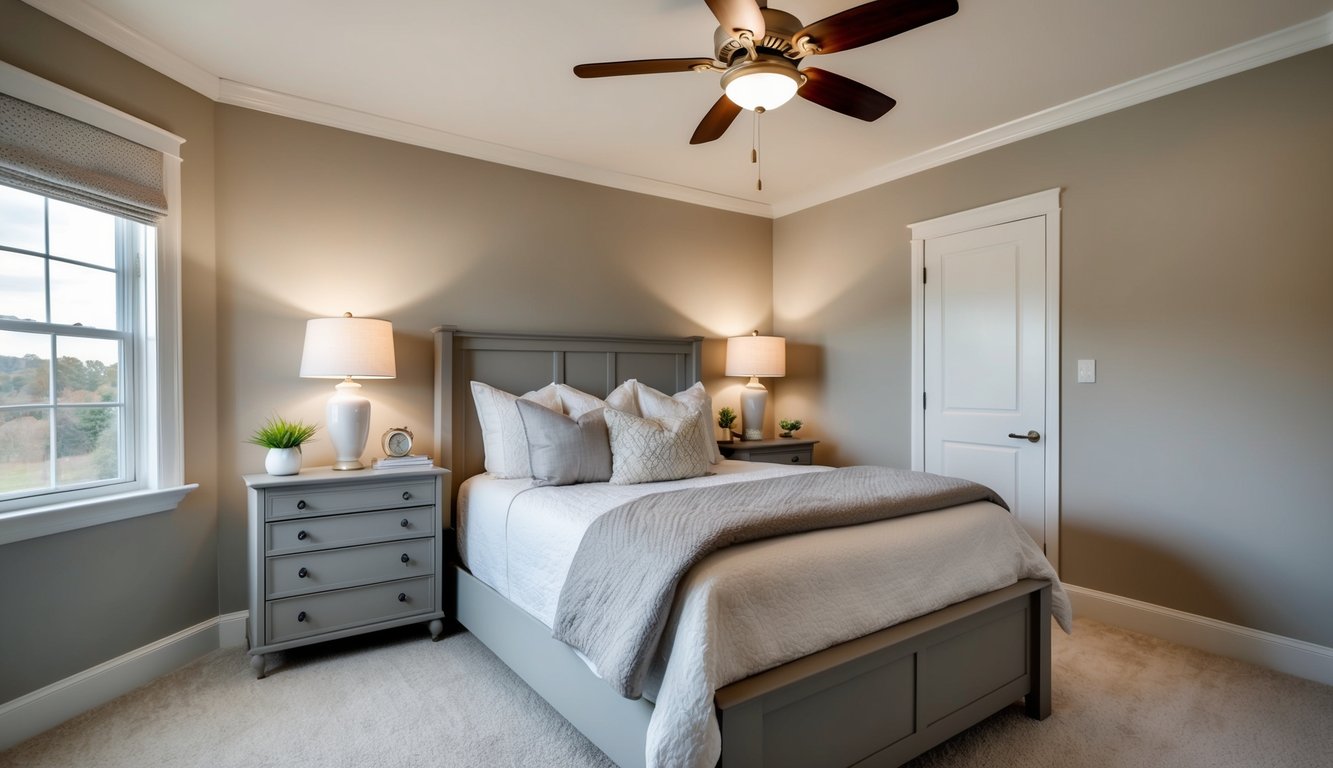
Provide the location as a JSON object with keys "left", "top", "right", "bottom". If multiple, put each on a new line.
{"left": 458, "top": 565, "right": 1050, "bottom": 768}
{"left": 714, "top": 580, "right": 1051, "bottom": 768}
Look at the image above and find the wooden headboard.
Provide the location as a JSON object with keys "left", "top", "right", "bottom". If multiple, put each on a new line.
{"left": 432, "top": 327, "right": 703, "bottom": 505}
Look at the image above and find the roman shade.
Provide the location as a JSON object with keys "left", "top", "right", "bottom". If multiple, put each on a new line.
{"left": 0, "top": 91, "right": 167, "bottom": 222}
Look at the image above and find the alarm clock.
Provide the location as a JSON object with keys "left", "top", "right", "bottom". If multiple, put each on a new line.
{"left": 381, "top": 427, "right": 414, "bottom": 458}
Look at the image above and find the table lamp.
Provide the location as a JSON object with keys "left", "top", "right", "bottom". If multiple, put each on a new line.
{"left": 299, "top": 312, "right": 396, "bottom": 470}
{"left": 725, "top": 331, "right": 786, "bottom": 441}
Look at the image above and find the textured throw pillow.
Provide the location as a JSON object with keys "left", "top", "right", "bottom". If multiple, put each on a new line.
{"left": 470, "top": 381, "right": 561, "bottom": 478}
{"left": 605, "top": 409, "right": 709, "bottom": 485}
{"left": 517, "top": 399, "right": 612, "bottom": 486}
{"left": 631, "top": 381, "right": 722, "bottom": 465}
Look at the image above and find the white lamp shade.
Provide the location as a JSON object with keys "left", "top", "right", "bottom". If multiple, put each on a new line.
{"left": 299, "top": 315, "right": 396, "bottom": 379}
{"left": 726, "top": 334, "right": 786, "bottom": 378}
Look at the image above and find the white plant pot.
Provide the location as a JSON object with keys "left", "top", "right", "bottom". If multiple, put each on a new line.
{"left": 265, "top": 447, "right": 302, "bottom": 476}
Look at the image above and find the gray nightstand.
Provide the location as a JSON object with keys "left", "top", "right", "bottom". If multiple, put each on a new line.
{"left": 719, "top": 438, "right": 819, "bottom": 465}
{"left": 243, "top": 465, "right": 449, "bottom": 678}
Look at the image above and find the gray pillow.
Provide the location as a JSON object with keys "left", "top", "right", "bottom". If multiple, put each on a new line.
{"left": 517, "top": 399, "right": 612, "bottom": 486}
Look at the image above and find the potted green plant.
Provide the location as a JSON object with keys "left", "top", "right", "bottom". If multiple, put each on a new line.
{"left": 779, "top": 419, "right": 804, "bottom": 438}
{"left": 717, "top": 406, "right": 737, "bottom": 443}
{"left": 248, "top": 415, "right": 318, "bottom": 476}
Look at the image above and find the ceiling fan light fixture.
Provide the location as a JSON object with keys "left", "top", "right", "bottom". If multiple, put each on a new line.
{"left": 721, "top": 60, "right": 804, "bottom": 111}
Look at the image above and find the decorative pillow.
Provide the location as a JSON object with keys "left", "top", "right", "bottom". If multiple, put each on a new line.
{"left": 556, "top": 380, "right": 638, "bottom": 418}
{"left": 470, "top": 381, "right": 561, "bottom": 478}
{"left": 605, "top": 409, "right": 709, "bottom": 485}
{"left": 630, "top": 381, "right": 722, "bottom": 465}
{"left": 517, "top": 399, "right": 612, "bottom": 486}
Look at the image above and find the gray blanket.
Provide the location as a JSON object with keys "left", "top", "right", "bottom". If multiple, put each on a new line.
{"left": 552, "top": 466, "right": 1007, "bottom": 699}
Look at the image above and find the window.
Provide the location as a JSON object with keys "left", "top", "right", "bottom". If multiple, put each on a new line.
{"left": 1, "top": 185, "right": 152, "bottom": 501}
{"left": 0, "top": 62, "right": 193, "bottom": 544}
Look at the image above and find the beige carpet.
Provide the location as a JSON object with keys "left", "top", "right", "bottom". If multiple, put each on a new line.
{"left": 3, "top": 618, "right": 1331, "bottom": 768}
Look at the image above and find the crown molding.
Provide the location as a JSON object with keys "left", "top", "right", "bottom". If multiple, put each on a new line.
{"left": 21, "top": 0, "right": 220, "bottom": 99}
{"left": 23, "top": 1, "right": 1330, "bottom": 219}
{"left": 216, "top": 80, "right": 772, "bottom": 218}
{"left": 772, "top": 12, "right": 1333, "bottom": 217}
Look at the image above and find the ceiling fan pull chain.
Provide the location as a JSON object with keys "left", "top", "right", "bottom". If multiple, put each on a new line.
{"left": 754, "top": 106, "right": 764, "bottom": 191}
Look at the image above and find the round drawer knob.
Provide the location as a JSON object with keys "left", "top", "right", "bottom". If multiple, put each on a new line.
{"left": 398, "top": 592, "right": 408, "bottom": 603}
{"left": 400, "top": 518, "right": 410, "bottom": 528}
{"left": 296, "top": 500, "right": 307, "bottom": 510}
{"left": 297, "top": 611, "right": 307, "bottom": 623}
{"left": 790, "top": 455, "right": 799, "bottom": 463}
{"left": 298, "top": 567, "right": 308, "bottom": 579}
{"left": 400, "top": 553, "right": 410, "bottom": 564}
{"left": 297, "top": 530, "right": 308, "bottom": 541}
{"left": 401, "top": 491, "right": 411, "bottom": 501}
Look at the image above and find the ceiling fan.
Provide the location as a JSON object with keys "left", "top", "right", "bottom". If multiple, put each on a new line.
{"left": 573, "top": 0, "right": 959, "bottom": 145}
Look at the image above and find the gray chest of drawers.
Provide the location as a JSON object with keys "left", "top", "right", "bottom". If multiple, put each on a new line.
{"left": 243, "top": 466, "right": 450, "bottom": 678}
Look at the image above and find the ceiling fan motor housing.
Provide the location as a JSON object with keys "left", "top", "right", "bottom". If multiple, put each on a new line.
{"left": 713, "top": 7, "right": 803, "bottom": 62}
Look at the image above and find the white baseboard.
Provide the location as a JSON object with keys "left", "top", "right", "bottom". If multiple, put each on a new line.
{"left": 217, "top": 610, "right": 249, "bottom": 649}
{"left": 0, "top": 612, "right": 248, "bottom": 751}
{"left": 1064, "top": 584, "right": 1333, "bottom": 687}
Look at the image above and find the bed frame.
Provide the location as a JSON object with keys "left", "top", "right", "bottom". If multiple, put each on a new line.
{"left": 432, "top": 327, "right": 1052, "bottom": 768}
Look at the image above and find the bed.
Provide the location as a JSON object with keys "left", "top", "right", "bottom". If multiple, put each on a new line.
{"left": 431, "top": 327, "right": 1068, "bottom": 768}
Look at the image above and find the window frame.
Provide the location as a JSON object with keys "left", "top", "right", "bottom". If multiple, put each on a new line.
{"left": 0, "top": 62, "right": 195, "bottom": 545}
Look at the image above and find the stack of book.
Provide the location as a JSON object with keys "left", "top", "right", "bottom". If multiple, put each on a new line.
{"left": 371, "top": 455, "right": 433, "bottom": 470}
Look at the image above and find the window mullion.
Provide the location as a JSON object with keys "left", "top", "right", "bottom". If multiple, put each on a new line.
{"left": 43, "top": 197, "right": 55, "bottom": 490}
{"left": 46, "top": 335, "right": 56, "bottom": 489}
{"left": 117, "top": 218, "right": 137, "bottom": 485}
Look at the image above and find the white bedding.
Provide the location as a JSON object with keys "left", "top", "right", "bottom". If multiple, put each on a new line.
{"left": 457, "top": 459, "right": 822, "bottom": 625}
{"left": 457, "top": 461, "right": 1070, "bottom": 768}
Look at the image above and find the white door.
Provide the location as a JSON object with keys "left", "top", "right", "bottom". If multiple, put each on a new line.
{"left": 923, "top": 216, "right": 1047, "bottom": 546}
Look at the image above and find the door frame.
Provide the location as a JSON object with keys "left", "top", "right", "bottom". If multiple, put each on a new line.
{"left": 908, "top": 188, "right": 1062, "bottom": 571}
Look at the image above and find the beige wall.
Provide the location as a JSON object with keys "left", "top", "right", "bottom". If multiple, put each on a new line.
{"left": 0, "top": 0, "right": 218, "bottom": 702}
{"left": 212, "top": 105, "right": 773, "bottom": 610}
{"left": 773, "top": 47, "right": 1333, "bottom": 647}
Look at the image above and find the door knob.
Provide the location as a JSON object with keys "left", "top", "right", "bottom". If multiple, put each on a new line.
{"left": 1008, "top": 430, "right": 1041, "bottom": 443}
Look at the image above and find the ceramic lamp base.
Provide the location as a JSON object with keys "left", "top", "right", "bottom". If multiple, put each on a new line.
{"left": 740, "top": 376, "right": 768, "bottom": 441}
{"left": 327, "top": 379, "right": 371, "bottom": 470}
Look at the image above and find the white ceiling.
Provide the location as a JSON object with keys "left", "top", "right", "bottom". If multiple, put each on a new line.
{"left": 27, "top": 0, "right": 1333, "bottom": 216}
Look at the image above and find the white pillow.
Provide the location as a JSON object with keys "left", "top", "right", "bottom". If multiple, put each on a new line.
{"left": 470, "top": 381, "right": 561, "bottom": 478}
{"left": 630, "top": 381, "right": 722, "bottom": 465}
{"left": 606, "top": 380, "right": 639, "bottom": 415}
{"left": 605, "top": 410, "right": 709, "bottom": 485}
{"left": 556, "top": 380, "right": 638, "bottom": 418}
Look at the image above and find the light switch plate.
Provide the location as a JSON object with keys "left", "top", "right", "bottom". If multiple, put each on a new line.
{"left": 1077, "top": 359, "right": 1096, "bottom": 383}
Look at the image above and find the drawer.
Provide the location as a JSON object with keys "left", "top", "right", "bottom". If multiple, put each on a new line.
{"left": 266, "top": 538, "right": 435, "bottom": 598}
{"left": 750, "top": 450, "right": 812, "bottom": 465}
{"left": 266, "top": 479, "right": 435, "bottom": 520}
{"left": 266, "top": 505, "right": 435, "bottom": 554}
{"left": 266, "top": 576, "right": 435, "bottom": 644}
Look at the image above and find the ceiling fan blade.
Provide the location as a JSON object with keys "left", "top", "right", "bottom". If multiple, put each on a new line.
{"left": 798, "top": 68, "right": 896, "bottom": 121}
{"left": 705, "top": 0, "right": 766, "bottom": 40}
{"left": 573, "top": 58, "right": 716, "bottom": 78}
{"left": 690, "top": 94, "right": 743, "bottom": 144}
{"left": 793, "top": 0, "right": 958, "bottom": 55}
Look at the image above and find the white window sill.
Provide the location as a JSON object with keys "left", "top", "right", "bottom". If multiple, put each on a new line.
{"left": 0, "top": 484, "right": 198, "bottom": 547}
